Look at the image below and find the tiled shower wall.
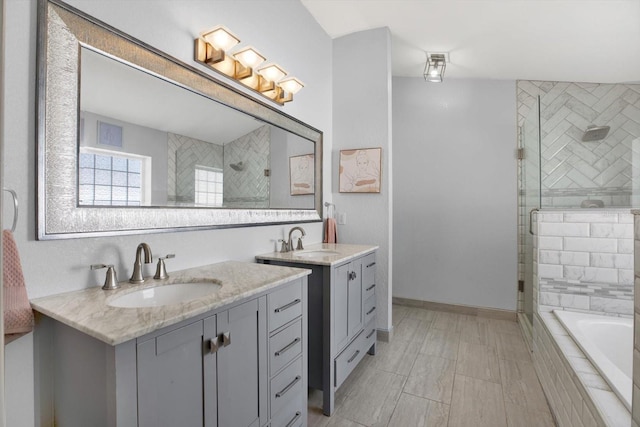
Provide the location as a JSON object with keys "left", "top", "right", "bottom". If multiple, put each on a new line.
{"left": 167, "top": 126, "right": 270, "bottom": 207}
{"left": 167, "top": 132, "right": 223, "bottom": 204}
{"left": 536, "top": 210, "right": 634, "bottom": 316}
{"left": 223, "top": 125, "right": 270, "bottom": 208}
{"left": 517, "top": 81, "right": 640, "bottom": 285}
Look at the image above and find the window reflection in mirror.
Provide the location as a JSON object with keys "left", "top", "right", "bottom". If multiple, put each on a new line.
{"left": 79, "top": 47, "right": 314, "bottom": 210}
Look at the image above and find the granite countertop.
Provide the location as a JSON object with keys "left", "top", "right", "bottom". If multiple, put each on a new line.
{"left": 30, "top": 261, "right": 310, "bottom": 346}
{"left": 255, "top": 243, "right": 378, "bottom": 266}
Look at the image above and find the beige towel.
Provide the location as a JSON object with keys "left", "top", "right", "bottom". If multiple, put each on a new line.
{"left": 3, "top": 230, "right": 33, "bottom": 342}
{"left": 324, "top": 218, "right": 338, "bottom": 244}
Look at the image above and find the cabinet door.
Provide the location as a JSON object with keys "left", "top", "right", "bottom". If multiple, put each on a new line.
{"left": 137, "top": 320, "right": 206, "bottom": 427}
{"left": 347, "top": 257, "right": 363, "bottom": 338}
{"left": 217, "top": 298, "right": 266, "bottom": 427}
{"left": 333, "top": 262, "right": 350, "bottom": 351}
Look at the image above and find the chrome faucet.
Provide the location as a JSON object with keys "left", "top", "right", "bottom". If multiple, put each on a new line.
{"left": 130, "top": 243, "right": 153, "bottom": 284}
{"left": 283, "top": 226, "right": 306, "bottom": 252}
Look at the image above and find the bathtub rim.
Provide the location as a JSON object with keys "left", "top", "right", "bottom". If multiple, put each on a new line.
{"left": 533, "top": 309, "right": 631, "bottom": 427}
{"left": 553, "top": 309, "right": 632, "bottom": 411}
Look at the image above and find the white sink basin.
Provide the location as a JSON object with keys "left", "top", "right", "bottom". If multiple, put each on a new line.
{"left": 109, "top": 282, "right": 221, "bottom": 308}
{"left": 291, "top": 249, "right": 340, "bottom": 258}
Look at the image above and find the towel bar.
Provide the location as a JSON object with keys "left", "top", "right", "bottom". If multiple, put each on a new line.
{"left": 324, "top": 201, "right": 336, "bottom": 219}
{"left": 3, "top": 188, "right": 18, "bottom": 232}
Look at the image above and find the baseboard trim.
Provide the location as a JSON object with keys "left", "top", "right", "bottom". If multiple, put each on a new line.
{"left": 376, "top": 327, "right": 392, "bottom": 343}
{"left": 392, "top": 296, "right": 517, "bottom": 321}
{"left": 517, "top": 313, "right": 533, "bottom": 353}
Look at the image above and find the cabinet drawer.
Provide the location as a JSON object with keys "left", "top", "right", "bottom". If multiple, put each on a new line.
{"left": 334, "top": 331, "right": 366, "bottom": 389}
{"left": 271, "top": 393, "right": 304, "bottom": 427}
{"left": 364, "top": 318, "right": 376, "bottom": 350}
{"left": 364, "top": 294, "right": 376, "bottom": 326}
{"left": 270, "top": 357, "right": 303, "bottom": 417}
{"left": 268, "top": 280, "right": 303, "bottom": 332}
{"left": 361, "top": 253, "right": 376, "bottom": 290}
{"left": 270, "top": 319, "right": 303, "bottom": 376}
{"left": 363, "top": 281, "right": 376, "bottom": 303}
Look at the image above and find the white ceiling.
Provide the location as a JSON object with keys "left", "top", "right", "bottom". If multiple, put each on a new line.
{"left": 301, "top": 0, "right": 640, "bottom": 83}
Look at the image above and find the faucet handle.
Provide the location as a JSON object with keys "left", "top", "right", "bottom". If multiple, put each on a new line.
{"left": 154, "top": 254, "right": 175, "bottom": 280}
{"left": 91, "top": 264, "right": 119, "bottom": 290}
{"left": 278, "top": 239, "right": 289, "bottom": 253}
{"left": 296, "top": 236, "right": 304, "bottom": 250}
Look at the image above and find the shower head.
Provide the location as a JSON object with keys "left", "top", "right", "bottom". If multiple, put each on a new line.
{"left": 229, "top": 161, "right": 245, "bottom": 171}
{"left": 581, "top": 125, "right": 610, "bottom": 142}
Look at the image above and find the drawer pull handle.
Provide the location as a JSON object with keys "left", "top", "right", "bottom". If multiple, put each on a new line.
{"left": 366, "top": 262, "right": 376, "bottom": 268}
{"left": 365, "top": 284, "right": 375, "bottom": 292}
{"left": 285, "top": 411, "right": 302, "bottom": 427}
{"left": 366, "top": 329, "right": 376, "bottom": 339}
{"left": 220, "top": 332, "right": 231, "bottom": 347}
{"left": 276, "top": 375, "right": 301, "bottom": 398}
{"left": 366, "top": 306, "right": 376, "bottom": 316}
{"left": 275, "top": 337, "right": 301, "bottom": 357}
{"left": 208, "top": 338, "right": 219, "bottom": 354}
{"left": 347, "top": 350, "right": 360, "bottom": 364}
{"left": 275, "top": 299, "right": 301, "bottom": 313}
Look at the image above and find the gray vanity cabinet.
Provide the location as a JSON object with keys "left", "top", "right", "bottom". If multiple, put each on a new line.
{"left": 257, "top": 249, "right": 377, "bottom": 417}
{"left": 40, "top": 276, "right": 306, "bottom": 427}
{"left": 136, "top": 298, "right": 265, "bottom": 427}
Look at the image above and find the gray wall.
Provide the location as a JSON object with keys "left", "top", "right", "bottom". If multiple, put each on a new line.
{"left": 269, "top": 126, "right": 315, "bottom": 209}
{"left": 3, "top": 1, "right": 332, "bottom": 425}
{"left": 392, "top": 77, "right": 518, "bottom": 311}
{"left": 332, "top": 28, "right": 393, "bottom": 334}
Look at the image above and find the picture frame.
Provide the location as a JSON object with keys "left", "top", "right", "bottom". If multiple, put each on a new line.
{"left": 339, "top": 147, "right": 382, "bottom": 193}
{"left": 289, "top": 154, "right": 315, "bottom": 195}
{"left": 98, "top": 121, "right": 123, "bottom": 148}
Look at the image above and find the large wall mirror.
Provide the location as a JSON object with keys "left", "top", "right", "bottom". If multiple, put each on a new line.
{"left": 37, "top": 0, "right": 322, "bottom": 240}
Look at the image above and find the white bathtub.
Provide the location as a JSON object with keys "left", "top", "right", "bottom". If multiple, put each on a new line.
{"left": 553, "top": 310, "right": 632, "bottom": 410}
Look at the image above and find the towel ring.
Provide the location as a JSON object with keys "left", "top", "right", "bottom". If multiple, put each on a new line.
{"left": 3, "top": 188, "right": 18, "bottom": 232}
{"left": 324, "top": 201, "right": 336, "bottom": 219}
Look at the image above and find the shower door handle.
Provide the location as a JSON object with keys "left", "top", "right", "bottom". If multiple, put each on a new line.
{"left": 529, "top": 208, "right": 539, "bottom": 235}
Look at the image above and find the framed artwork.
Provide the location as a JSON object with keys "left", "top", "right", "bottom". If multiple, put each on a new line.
{"left": 339, "top": 147, "right": 382, "bottom": 193}
{"left": 289, "top": 154, "right": 315, "bottom": 195}
{"left": 98, "top": 121, "right": 123, "bottom": 148}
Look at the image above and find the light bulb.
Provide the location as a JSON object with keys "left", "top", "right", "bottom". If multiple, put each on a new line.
{"left": 257, "top": 64, "right": 287, "bottom": 82}
{"left": 233, "top": 47, "right": 266, "bottom": 69}
{"left": 279, "top": 78, "right": 304, "bottom": 95}
{"left": 202, "top": 26, "right": 240, "bottom": 51}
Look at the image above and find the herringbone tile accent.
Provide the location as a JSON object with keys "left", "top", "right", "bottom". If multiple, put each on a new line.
{"left": 223, "top": 125, "right": 270, "bottom": 207}
{"left": 168, "top": 132, "right": 223, "bottom": 203}
{"left": 518, "top": 81, "right": 640, "bottom": 195}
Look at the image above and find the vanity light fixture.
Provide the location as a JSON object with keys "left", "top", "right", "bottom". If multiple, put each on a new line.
{"left": 424, "top": 52, "right": 448, "bottom": 83}
{"left": 194, "top": 26, "right": 304, "bottom": 105}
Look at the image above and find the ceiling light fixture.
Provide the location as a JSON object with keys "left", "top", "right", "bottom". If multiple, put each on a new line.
{"left": 194, "top": 26, "right": 304, "bottom": 105}
{"left": 424, "top": 52, "right": 448, "bottom": 83}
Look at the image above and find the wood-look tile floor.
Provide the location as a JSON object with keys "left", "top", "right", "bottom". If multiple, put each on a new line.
{"left": 307, "top": 304, "right": 556, "bottom": 427}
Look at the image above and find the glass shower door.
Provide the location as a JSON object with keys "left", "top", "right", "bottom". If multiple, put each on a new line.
{"left": 522, "top": 96, "right": 541, "bottom": 324}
